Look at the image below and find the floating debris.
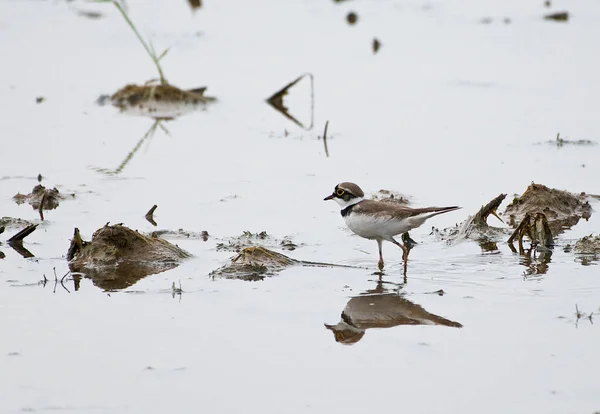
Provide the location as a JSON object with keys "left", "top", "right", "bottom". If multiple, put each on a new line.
{"left": 544, "top": 11, "right": 568, "bottom": 21}
{"left": 210, "top": 246, "right": 357, "bottom": 281}
{"left": 68, "top": 224, "right": 191, "bottom": 290}
{"left": 35, "top": 97, "right": 45, "bottom": 104}
{"left": 325, "top": 287, "right": 462, "bottom": 345}
{"left": 151, "top": 229, "right": 210, "bottom": 241}
{"left": 13, "top": 184, "right": 74, "bottom": 220}
{"left": 108, "top": 82, "right": 216, "bottom": 119}
{"left": 372, "top": 38, "right": 381, "bottom": 54}
{"left": 549, "top": 132, "right": 596, "bottom": 148}
{"left": 215, "top": 231, "right": 300, "bottom": 253}
{"left": 187, "top": 0, "right": 202, "bottom": 10}
{"left": 565, "top": 234, "right": 600, "bottom": 265}
{"left": 346, "top": 11, "right": 358, "bottom": 25}
{"left": 266, "top": 73, "right": 314, "bottom": 130}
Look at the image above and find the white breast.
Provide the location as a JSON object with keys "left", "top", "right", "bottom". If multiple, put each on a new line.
{"left": 344, "top": 212, "right": 412, "bottom": 240}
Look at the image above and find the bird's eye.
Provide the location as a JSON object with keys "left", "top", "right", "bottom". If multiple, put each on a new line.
{"left": 336, "top": 189, "right": 345, "bottom": 196}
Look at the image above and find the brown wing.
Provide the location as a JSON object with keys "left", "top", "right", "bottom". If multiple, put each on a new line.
{"left": 354, "top": 200, "right": 460, "bottom": 219}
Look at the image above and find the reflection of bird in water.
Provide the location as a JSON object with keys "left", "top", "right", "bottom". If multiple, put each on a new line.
{"left": 325, "top": 287, "right": 462, "bottom": 345}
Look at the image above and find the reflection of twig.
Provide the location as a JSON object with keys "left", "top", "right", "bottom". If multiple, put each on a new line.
{"left": 172, "top": 280, "right": 183, "bottom": 301}
{"left": 321, "top": 121, "right": 330, "bottom": 158}
{"left": 60, "top": 270, "right": 71, "bottom": 293}
{"left": 266, "top": 73, "right": 314, "bottom": 130}
{"left": 50, "top": 268, "right": 71, "bottom": 293}
{"left": 53, "top": 268, "right": 58, "bottom": 293}
{"left": 38, "top": 192, "right": 46, "bottom": 221}
{"left": 95, "top": 120, "right": 167, "bottom": 175}
{"left": 145, "top": 205, "right": 158, "bottom": 226}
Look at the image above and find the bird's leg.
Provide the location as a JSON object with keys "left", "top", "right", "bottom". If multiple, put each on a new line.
{"left": 390, "top": 238, "right": 409, "bottom": 279}
{"left": 377, "top": 239, "right": 384, "bottom": 270}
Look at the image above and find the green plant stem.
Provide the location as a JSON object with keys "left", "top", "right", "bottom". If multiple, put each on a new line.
{"left": 111, "top": 0, "right": 167, "bottom": 85}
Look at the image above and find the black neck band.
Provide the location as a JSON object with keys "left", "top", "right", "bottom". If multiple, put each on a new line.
{"left": 341, "top": 204, "right": 356, "bottom": 217}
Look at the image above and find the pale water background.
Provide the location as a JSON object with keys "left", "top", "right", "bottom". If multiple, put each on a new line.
{"left": 1, "top": 0, "right": 599, "bottom": 413}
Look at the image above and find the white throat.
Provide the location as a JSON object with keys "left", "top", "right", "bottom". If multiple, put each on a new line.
{"left": 334, "top": 196, "right": 363, "bottom": 210}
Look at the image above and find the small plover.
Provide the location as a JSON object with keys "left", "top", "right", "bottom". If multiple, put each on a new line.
{"left": 324, "top": 182, "right": 460, "bottom": 275}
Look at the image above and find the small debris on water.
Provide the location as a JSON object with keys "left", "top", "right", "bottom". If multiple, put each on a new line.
{"left": 346, "top": 12, "right": 358, "bottom": 25}
{"left": 550, "top": 133, "right": 595, "bottom": 148}
{"left": 372, "top": 38, "right": 381, "bottom": 53}
{"left": 188, "top": 0, "right": 202, "bottom": 10}
{"left": 544, "top": 11, "right": 568, "bottom": 21}
{"left": 35, "top": 97, "right": 45, "bottom": 104}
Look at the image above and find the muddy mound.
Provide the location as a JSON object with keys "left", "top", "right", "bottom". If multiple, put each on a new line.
{"left": 107, "top": 82, "right": 216, "bottom": 119}
{"left": 504, "top": 183, "right": 592, "bottom": 234}
{"left": 571, "top": 234, "right": 600, "bottom": 254}
{"left": 210, "top": 246, "right": 298, "bottom": 281}
{"left": 13, "top": 185, "right": 74, "bottom": 219}
{"left": 210, "top": 245, "right": 353, "bottom": 281}
{"left": 68, "top": 224, "right": 191, "bottom": 290}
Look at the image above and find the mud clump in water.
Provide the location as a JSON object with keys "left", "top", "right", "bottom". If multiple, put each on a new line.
{"left": 504, "top": 183, "right": 592, "bottom": 235}
{"left": 210, "top": 245, "right": 350, "bottom": 281}
{"left": 544, "top": 11, "right": 568, "bottom": 21}
{"left": 151, "top": 229, "right": 210, "bottom": 242}
{"left": 565, "top": 234, "right": 600, "bottom": 265}
{"left": 68, "top": 224, "right": 191, "bottom": 290}
{"left": 346, "top": 12, "right": 358, "bottom": 25}
{"left": 13, "top": 184, "right": 72, "bottom": 211}
{"left": 210, "top": 246, "right": 298, "bottom": 281}
{"left": 571, "top": 234, "right": 600, "bottom": 254}
{"left": 216, "top": 231, "right": 300, "bottom": 252}
{"left": 106, "top": 82, "right": 216, "bottom": 119}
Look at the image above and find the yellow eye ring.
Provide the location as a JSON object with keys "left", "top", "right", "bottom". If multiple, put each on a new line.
{"left": 336, "top": 189, "right": 345, "bottom": 196}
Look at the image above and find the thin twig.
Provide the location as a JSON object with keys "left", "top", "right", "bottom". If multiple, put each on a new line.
{"left": 322, "top": 120, "right": 330, "bottom": 158}
{"left": 38, "top": 191, "right": 46, "bottom": 221}
{"left": 110, "top": 1, "right": 168, "bottom": 85}
{"left": 8, "top": 224, "right": 38, "bottom": 244}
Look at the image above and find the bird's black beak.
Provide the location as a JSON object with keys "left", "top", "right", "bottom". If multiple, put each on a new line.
{"left": 324, "top": 193, "right": 335, "bottom": 201}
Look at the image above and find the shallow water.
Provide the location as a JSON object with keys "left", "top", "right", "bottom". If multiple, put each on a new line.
{"left": 1, "top": 0, "right": 600, "bottom": 413}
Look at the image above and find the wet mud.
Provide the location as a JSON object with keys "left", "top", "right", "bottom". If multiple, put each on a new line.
{"left": 13, "top": 184, "right": 74, "bottom": 219}
{"left": 107, "top": 82, "right": 216, "bottom": 119}
{"left": 215, "top": 231, "right": 300, "bottom": 252}
{"left": 504, "top": 183, "right": 592, "bottom": 235}
{"left": 210, "top": 246, "right": 355, "bottom": 281}
{"left": 67, "top": 224, "right": 191, "bottom": 290}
